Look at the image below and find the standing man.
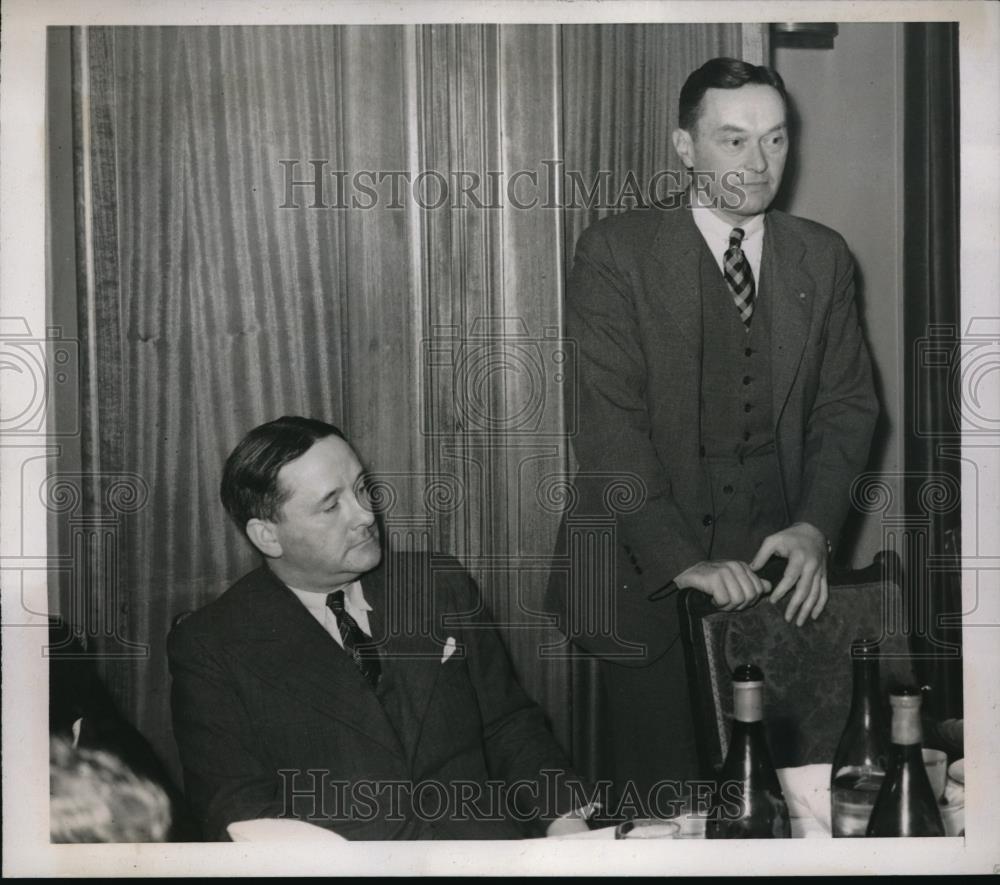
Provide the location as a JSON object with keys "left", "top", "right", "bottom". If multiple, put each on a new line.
{"left": 548, "top": 58, "right": 878, "bottom": 808}
{"left": 170, "top": 416, "right": 591, "bottom": 840}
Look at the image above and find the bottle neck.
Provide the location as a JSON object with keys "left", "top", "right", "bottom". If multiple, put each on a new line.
{"left": 733, "top": 682, "right": 763, "bottom": 723}
{"left": 848, "top": 657, "right": 881, "bottom": 719}
{"left": 890, "top": 704, "right": 923, "bottom": 746}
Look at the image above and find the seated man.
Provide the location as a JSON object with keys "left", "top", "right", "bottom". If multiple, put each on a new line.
{"left": 168, "top": 416, "right": 591, "bottom": 840}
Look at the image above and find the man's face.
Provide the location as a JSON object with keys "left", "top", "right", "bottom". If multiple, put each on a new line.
{"left": 262, "top": 435, "right": 382, "bottom": 591}
{"left": 672, "top": 84, "right": 788, "bottom": 222}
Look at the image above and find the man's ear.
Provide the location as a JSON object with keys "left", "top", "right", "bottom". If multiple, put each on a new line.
{"left": 672, "top": 127, "right": 695, "bottom": 169}
{"left": 246, "top": 518, "right": 283, "bottom": 559}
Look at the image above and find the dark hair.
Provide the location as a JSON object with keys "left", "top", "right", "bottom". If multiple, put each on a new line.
{"left": 220, "top": 416, "right": 346, "bottom": 534}
{"left": 678, "top": 57, "right": 787, "bottom": 133}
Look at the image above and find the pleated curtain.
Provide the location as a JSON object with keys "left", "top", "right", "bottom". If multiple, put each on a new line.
{"left": 61, "top": 22, "right": 767, "bottom": 787}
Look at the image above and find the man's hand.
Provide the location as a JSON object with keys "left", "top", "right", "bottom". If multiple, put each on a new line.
{"left": 750, "top": 522, "right": 829, "bottom": 626}
{"left": 674, "top": 560, "right": 771, "bottom": 611}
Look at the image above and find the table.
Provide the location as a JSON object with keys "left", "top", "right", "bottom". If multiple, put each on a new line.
{"left": 556, "top": 763, "right": 963, "bottom": 839}
{"left": 226, "top": 763, "right": 963, "bottom": 841}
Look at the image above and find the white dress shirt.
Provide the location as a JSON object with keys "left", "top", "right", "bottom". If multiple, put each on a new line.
{"left": 287, "top": 580, "right": 373, "bottom": 647}
{"left": 690, "top": 202, "right": 766, "bottom": 290}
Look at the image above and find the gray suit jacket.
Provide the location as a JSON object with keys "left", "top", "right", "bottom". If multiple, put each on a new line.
{"left": 169, "top": 551, "right": 584, "bottom": 839}
{"left": 549, "top": 206, "right": 878, "bottom": 663}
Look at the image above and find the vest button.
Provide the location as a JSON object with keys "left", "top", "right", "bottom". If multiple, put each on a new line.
{"left": 745, "top": 347, "right": 752, "bottom": 357}
{"left": 743, "top": 430, "right": 751, "bottom": 441}
{"left": 742, "top": 375, "right": 752, "bottom": 385}
{"left": 699, "top": 445, "right": 706, "bottom": 457}
{"left": 702, "top": 514, "right": 714, "bottom": 527}
{"left": 723, "top": 484, "right": 734, "bottom": 494}
{"left": 744, "top": 403, "right": 752, "bottom": 412}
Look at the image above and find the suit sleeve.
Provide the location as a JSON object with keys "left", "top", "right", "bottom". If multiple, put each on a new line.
{"left": 168, "top": 622, "right": 288, "bottom": 841}
{"left": 451, "top": 575, "right": 594, "bottom": 832}
{"left": 792, "top": 236, "right": 879, "bottom": 543}
{"left": 566, "top": 222, "right": 707, "bottom": 616}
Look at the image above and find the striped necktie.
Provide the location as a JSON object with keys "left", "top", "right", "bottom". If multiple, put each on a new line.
{"left": 326, "top": 589, "right": 381, "bottom": 690}
{"left": 723, "top": 227, "right": 756, "bottom": 327}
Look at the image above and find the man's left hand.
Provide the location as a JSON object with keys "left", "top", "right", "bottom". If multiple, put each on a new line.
{"left": 749, "top": 522, "right": 829, "bottom": 627}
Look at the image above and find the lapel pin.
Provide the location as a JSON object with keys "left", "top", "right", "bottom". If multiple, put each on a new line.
{"left": 798, "top": 292, "right": 807, "bottom": 299}
{"left": 441, "top": 636, "right": 457, "bottom": 664}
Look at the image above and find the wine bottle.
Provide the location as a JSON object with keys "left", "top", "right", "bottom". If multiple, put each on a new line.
{"left": 830, "top": 638, "right": 889, "bottom": 837}
{"left": 865, "top": 686, "right": 945, "bottom": 837}
{"left": 706, "top": 664, "right": 791, "bottom": 839}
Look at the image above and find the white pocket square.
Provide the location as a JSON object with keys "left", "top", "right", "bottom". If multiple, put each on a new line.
{"left": 441, "top": 636, "right": 457, "bottom": 664}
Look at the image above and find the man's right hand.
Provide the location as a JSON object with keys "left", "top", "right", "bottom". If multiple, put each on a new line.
{"left": 674, "top": 560, "right": 772, "bottom": 611}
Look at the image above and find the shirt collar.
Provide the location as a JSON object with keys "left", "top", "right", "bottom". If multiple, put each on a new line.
{"left": 286, "top": 579, "right": 373, "bottom": 614}
{"left": 690, "top": 196, "right": 765, "bottom": 241}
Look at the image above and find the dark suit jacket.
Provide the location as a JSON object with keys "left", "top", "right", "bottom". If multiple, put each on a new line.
{"left": 168, "top": 552, "right": 583, "bottom": 840}
{"left": 548, "top": 206, "right": 878, "bottom": 663}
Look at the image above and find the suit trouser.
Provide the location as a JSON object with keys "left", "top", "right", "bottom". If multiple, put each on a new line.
{"left": 595, "top": 638, "right": 700, "bottom": 821}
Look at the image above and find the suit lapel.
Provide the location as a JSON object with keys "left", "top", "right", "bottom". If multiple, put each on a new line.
{"left": 363, "top": 555, "right": 449, "bottom": 764}
{"left": 648, "top": 207, "right": 705, "bottom": 351}
{"left": 764, "top": 212, "right": 815, "bottom": 424}
{"left": 229, "top": 567, "right": 406, "bottom": 761}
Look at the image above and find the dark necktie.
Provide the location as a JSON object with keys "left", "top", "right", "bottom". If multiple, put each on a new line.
{"left": 723, "top": 227, "right": 756, "bottom": 327}
{"left": 326, "top": 589, "right": 381, "bottom": 690}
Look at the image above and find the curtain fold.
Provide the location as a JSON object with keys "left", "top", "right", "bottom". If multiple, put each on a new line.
{"left": 559, "top": 24, "right": 746, "bottom": 280}
{"left": 61, "top": 22, "right": 770, "bottom": 790}
{"left": 902, "top": 22, "right": 962, "bottom": 720}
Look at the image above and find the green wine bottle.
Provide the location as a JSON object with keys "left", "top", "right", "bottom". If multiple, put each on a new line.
{"left": 706, "top": 664, "right": 791, "bottom": 839}
{"left": 865, "top": 686, "right": 944, "bottom": 837}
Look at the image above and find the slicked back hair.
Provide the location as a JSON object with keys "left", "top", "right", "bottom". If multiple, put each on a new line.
{"left": 678, "top": 57, "right": 788, "bottom": 134}
{"left": 220, "top": 416, "right": 346, "bottom": 535}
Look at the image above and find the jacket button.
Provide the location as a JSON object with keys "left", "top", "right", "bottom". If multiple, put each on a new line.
{"left": 702, "top": 514, "right": 713, "bottom": 527}
{"left": 723, "top": 484, "right": 733, "bottom": 495}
